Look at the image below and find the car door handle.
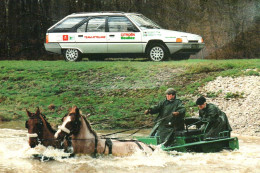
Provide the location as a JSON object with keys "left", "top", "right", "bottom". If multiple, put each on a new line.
{"left": 78, "top": 35, "right": 83, "bottom": 37}
{"left": 109, "top": 35, "right": 115, "bottom": 37}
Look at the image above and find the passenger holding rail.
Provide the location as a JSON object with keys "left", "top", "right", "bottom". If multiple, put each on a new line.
{"left": 144, "top": 88, "right": 186, "bottom": 144}
{"left": 196, "top": 96, "right": 232, "bottom": 138}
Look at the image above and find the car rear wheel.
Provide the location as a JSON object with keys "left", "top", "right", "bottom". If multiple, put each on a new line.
{"left": 148, "top": 44, "right": 168, "bottom": 62}
{"left": 64, "top": 49, "right": 81, "bottom": 62}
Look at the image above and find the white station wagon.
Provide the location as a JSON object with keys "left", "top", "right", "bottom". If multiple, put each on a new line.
{"left": 44, "top": 12, "right": 204, "bottom": 61}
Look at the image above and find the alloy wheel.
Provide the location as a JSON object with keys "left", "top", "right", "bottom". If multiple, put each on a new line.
{"left": 65, "top": 49, "right": 79, "bottom": 61}
{"left": 150, "top": 46, "right": 165, "bottom": 61}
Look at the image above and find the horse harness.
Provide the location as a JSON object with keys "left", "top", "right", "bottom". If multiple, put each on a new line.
{"left": 102, "top": 138, "right": 151, "bottom": 155}
{"left": 58, "top": 117, "right": 99, "bottom": 157}
{"left": 103, "top": 138, "right": 113, "bottom": 154}
{"left": 25, "top": 117, "right": 44, "bottom": 141}
{"left": 28, "top": 115, "right": 154, "bottom": 156}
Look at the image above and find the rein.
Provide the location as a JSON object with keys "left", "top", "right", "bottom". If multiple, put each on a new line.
{"left": 100, "top": 125, "right": 149, "bottom": 138}
{"left": 100, "top": 114, "right": 174, "bottom": 138}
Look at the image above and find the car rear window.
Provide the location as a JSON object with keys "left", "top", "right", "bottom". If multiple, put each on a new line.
{"left": 51, "top": 17, "right": 86, "bottom": 32}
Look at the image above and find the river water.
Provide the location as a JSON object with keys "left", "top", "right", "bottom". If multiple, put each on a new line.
{"left": 0, "top": 121, "right": 260, "bottom": 173}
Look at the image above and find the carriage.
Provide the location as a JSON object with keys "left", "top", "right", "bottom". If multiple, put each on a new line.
{"left": 26, "top": 108, "right": 239, "bottom": 159}
{"left": 136, "top": 117, "right": 239, "bottom": 152}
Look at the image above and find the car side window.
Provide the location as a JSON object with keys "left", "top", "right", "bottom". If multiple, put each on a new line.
{"left": 108, "top": 16, "right": 138, "bottom": 32}
{"left": 77, "top": 23, "right": 87, "bottom": 32}
{"left": 87, "top": 17, "right": 106, "bottom": 32}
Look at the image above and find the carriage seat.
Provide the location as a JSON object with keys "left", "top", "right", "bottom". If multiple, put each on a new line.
{"left": 175, "top": 129, "right": 202, "bottom": 137}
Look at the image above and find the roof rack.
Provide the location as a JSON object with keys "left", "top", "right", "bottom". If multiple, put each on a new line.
{"left": 73, "top": 11, "right": 125, "bottom": 14}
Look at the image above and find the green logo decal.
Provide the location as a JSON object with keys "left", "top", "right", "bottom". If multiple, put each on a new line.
{"left": 121, "top": 33, "right": 135, "bottom": 40}
{"left": 121, "top": 37, "right": 135, "bottom": 40}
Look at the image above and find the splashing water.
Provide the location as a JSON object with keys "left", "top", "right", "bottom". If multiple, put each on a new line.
{"left": 0, "top": 127, "right": 260, "bottom": 173}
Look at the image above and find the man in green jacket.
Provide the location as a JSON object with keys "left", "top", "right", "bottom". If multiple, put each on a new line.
{"left": 196, "top": 96, "right": 232, "bottom": 138}
{"left": 144, "top": 88, "right": 186, "bottom": 144}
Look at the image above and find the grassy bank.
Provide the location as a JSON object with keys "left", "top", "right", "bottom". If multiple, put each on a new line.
{"left": 0, "top": 59, "right": 259, "bottom": 129}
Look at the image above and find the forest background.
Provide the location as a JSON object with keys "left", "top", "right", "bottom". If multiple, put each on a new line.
{"left": 0, "top": 0, "right": 259, "bottom": 60}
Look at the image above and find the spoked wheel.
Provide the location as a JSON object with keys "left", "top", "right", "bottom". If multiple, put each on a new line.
{"left": 64, "top": 49, "right": 82, "bottom": 62}
{"left": 148, "top": 44, "right": 168, "bottom": 62}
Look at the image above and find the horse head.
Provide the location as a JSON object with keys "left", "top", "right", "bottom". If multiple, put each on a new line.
{"left": 54, "top": 106, "right": 81, "bottom": 140}
{"left": 25, "top": 108, "right": 44, "bottom": 148}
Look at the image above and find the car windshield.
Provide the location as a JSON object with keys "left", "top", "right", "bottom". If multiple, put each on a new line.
{"left": 128, "top": 14, "right": 161, "bottom": 30}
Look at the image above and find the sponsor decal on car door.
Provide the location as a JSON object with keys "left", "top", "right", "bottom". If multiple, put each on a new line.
{"left": 75, "top": 33, "right": 107, "bottom": 53}
{"left": 107, "top": 16, "right": 142, "bottom": 53}
{"left": 107, "top": 32, "right": 142, "bottom": 53}
{"left": 75, "top": 17, "right": 107, "bottom": 53}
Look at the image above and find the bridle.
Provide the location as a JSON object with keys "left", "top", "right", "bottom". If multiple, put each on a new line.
{"left": 58, "top": 125, "right": 71, "bottom": 134}
{"left": 25, "top": 116, "right": 44, "bottom": 142}
{"left": 56, "top": 113, "right": 98, "bottom": 157}
{"left": 57, "top": 114, "right": 81, "bottom": 136}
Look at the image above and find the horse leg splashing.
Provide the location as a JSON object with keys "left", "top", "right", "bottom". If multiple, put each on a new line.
{"left": 55, "top": 106, "right": 154, "bottom": 156}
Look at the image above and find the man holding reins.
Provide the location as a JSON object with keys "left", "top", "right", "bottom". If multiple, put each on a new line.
{"left": 144, "top": 88, "right": 186, "bottom": 145}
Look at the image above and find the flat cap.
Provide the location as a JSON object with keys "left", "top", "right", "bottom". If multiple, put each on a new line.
{"left": 196, "top": 96, "right": 206, "bottom": 105}
{"left": 165, "top": 88, "right": 176, "bottom": 95}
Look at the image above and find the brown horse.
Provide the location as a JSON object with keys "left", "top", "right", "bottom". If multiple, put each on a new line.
{"left": 25, "top": 108, "right": 63, "bottom": 149}
{"left": 54, "top": 106, "right": 154, "bottom": 156}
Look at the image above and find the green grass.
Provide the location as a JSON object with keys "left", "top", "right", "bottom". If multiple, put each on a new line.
{"left": 225, "top": 92, "right": 245, "bottom": 99}
{"left": 0, "top": 59, "right": 259, "bottom": 128}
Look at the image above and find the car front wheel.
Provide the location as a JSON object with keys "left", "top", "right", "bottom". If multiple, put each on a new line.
{"left": 148, "top": 44, "right": 168, "bottom": 62}
{"left": 64, "top": 49, "right": 81, "bottom": 62}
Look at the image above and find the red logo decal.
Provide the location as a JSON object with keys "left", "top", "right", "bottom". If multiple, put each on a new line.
{"left": 121, "top": 33, "right": 135, "bottom": 37}
{"left": 84, "top": 36, "right": 106, "bottom": 39}
{"left": 63, "top": 35, "right": 68, "bottom": 41}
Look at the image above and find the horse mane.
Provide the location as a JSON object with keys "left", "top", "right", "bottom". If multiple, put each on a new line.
{"left": 81, "top": 115, "right": 98, "bottom": 138}
{"left": 39, "top": 113, "right": 56, "bottom": 134}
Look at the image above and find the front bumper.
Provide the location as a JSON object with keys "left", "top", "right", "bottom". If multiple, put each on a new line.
{"left": 165, "top": 43, "right": 205, "bottom": 55}
{"left": 44, "top": 43, "right": 62, "bottom": 54}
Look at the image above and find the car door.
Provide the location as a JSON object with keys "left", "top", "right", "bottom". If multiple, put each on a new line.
{"left": 107, "top": 16, "right": 142, "bottom": 53}
{"left": 75, "top": 17, "right": 107, "bottom": 53}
